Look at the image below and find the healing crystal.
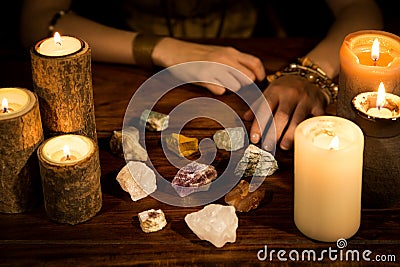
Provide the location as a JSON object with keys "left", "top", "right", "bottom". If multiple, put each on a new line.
{"left": 140, "top": 109, "right": 169, "bottom": 131}
{"left": 109, "top": 126, "right": 148, "bottom": 161}
{"left": 224, "top": 180, "right": 266, "bottom": 212}
{"left": 185, "top": 204, "right": 238, "bottom": 248}
{"left": 172, "top": 161, "right": 217, "bottom": 197}
{"left": 164, "top": 133, "right": 199, "bottom": 157}
{"left": 116, "top": 161, "right": 156, "bottom": 201}
{"left": 234, "top": 144, "right": 278, "bottom": 177}
{"left": 138, "top": 209, "right": 167, "bottom": 233}
{"left": 213, "top": 127, "right": 245, "bottom": 151}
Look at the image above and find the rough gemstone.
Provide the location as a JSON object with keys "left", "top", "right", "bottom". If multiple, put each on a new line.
{"left": 165, "top": 133, "right": 199, "bottom": 157}
{"left": 109, "top": 126, "right": 148, "bottom": 161}
{"left": 116, "top": 161, "right": 157, "bottom": 201}
{"left": 224, "top": 180, "right": 266, "bottom": 212}
{"left": 172, "top": 161, "right": 218, "bottom": 197}
{"left": 140, "top": 109, "right": 169, "bottom": 131}
{"left": 234, "top": 144, "right": 278, "bottom": 177}
{"left": 185, "top": 204, "right": 238, "bottom": 248}
{"left": 138, "top": 209, "right": 167, "bottom": 233}
{"left": 213, "top": 127, "right": 245, "bottom": 151}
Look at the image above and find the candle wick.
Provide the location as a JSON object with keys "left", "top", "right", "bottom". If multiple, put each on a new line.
{"left": 2, "top": 107, "right": 7, "bottom": 113}
{"left": 373, "top": 58, "right": 377, "bottom": 66}
{"left": 56, "top": 41, "right": 62, "bottom": 46}
{"left": 66, "top": 154, "right": 71, "bottom": 160}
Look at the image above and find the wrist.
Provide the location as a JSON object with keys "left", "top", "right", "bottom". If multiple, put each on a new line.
{"left": 267, "top": 57, "right": 338, "bottom": 104}
{"left": 132, "top": 33, "right": 164, "bottom": 69}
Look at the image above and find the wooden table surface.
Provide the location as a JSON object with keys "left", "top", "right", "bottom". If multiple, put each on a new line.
{"left": 0, "top": 38, "right": 399, "bottom": 266}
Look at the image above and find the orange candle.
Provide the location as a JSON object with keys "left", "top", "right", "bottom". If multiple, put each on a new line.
{"left": 338, "top": 30, "right": 400, "bottom": 120}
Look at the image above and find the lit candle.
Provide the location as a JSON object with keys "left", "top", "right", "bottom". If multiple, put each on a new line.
{"left": 31, "top": 32, "right": 97, "bottom": 140}
{"left": 294, "top": 116, "right": 364, "bottom": 242}
{"left": 37, "top": 134, "right": 102, "bottom": 225}
{"left": 0, "top": 87, "right": 43, "bottom": 213}
{"left": 0, "top": 88, "right": 31, "bottom": 118}
{"left": 338, "top": 30, "right": 400, "bottom": 121}
{"left": 40, "top": 134, "right": 93, "bottom": 165}
{"left": 36, "top": 32, "right": 82, "bottom": 57}
{"left": 352, "top": 82, "right": 400, "bottom": 138}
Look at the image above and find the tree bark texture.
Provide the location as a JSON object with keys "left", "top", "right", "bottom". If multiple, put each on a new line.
{"left": 37, "top": 138, "right": 102, "bottom": 225}
{"left": 0, "top": 89, "right": 43, "bottom": 213}
{"left": 30, "top": 39, "right": 97, "bottom": 142}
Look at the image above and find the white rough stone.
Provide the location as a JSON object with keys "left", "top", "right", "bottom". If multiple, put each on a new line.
{"left": 116, "top": 161, "right": 156, "bottom": 201}
{"left": 109, "top": 126, "right": 148, "bottom": 161}
{"left": 213, "top": 127, "right": 245, "bottom": 151}
{"left": 234, "top": 144, "right": 278, "bottom": 177}
{"left": 138, "top": 209, "right": 167, "bottom": 233}
{"left": 185, "top": 204, "right": 238, "bottom": 248}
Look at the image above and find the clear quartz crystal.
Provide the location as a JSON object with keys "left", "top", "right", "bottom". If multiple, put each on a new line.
{"left": 185, "top": 204, "right": 238, "bottom": 248}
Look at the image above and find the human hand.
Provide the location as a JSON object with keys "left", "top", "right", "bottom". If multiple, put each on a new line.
{"left": 243, "top": 75, "right": 327, "bottom": 151}
{"left": 152, "top": 38, "right": 265, "bottom": 95}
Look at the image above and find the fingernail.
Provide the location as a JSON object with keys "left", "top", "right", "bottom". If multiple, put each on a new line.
{"left": 280, "top": 141, "right": 291, "bottom": 151}
{"left": 250, "top": 133, "right": 260, "bottom": 143}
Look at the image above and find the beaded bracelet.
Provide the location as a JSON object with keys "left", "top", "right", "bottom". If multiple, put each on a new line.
{"left": 266, "top": 57, "right": 338, "bottom": 104}
{"left": 48, "top": 10, "right": 69, "bottom": 36}
{"left": 133, "top": 34, "right": 163, "bottom": 69}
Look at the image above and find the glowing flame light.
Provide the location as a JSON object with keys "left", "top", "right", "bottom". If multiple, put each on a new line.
{"left": 376, "top": 82, "right": 386, "bottom": 109}
{"left": 1, "top": 98, "right": 8, "bottom": 112}
{"left": 328, "top": 136, "right": 339, "bottom": 150}
{"left": 54, "top": 32, "right": 62, "bottom": 46}
{"left": 63, "top": 145, "right": 71, "bottom": 160}
{"left": 371, "top": 38, "right": 380, "bottom": 61}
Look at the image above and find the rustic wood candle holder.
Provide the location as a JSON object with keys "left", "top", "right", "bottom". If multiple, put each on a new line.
{"left": 0, "top": 88, "right": 43, "bottom": 213}
{"left": 30, "top": 37, "right": 97, "bottom": 141}
{"left": 37, "top": 135, "right": 102, "bottom": 225}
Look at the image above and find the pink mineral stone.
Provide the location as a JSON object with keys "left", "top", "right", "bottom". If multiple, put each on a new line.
{"left": 172, "top": 161, "right": 218, "bottom": 197}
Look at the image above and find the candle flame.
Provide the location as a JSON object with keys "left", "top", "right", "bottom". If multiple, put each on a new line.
{"left": 371, "top": 38, "right": 380, "bottom": 62}
{"left": 63, "top": 145, "right": 71, "bottom": 160}
{"left": 376, "top": 82, "right": 386, "bottom": 109}
{"left": 1, "top": 98, "right": 8, "bottom": 113}
{"left": 54, "top": 32, "right": 62, "bottom": 46}
{"left": 328, "top": 136, "right": 339, "bottom": 150}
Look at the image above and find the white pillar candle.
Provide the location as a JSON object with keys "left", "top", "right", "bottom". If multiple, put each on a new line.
{"left": 294, "top": 116, "right": 364, "bottom": 242}
{"left": 36, "top": 32, "right": 82, "bottom": 57}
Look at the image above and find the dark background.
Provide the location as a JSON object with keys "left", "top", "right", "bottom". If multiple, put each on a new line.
{"left": 0, "top": 1, "right": 398, "bottom": 58}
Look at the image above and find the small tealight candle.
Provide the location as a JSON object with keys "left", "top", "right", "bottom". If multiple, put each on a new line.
{"left": 0, "top": 88, "right": 31, "bottom": 119}
{"left": 294, "top": 116, "right": 364, "bottom": 242}
{"left": 37, "top": 134, "right": 102, "bottom": 225}
{"left": 352, "top": 82, "right": 400, "bottom": 138}
{"left": 36, "top": 32, "right": 83, "bottom": 57}
{"left": 40, "top": 134, "right": 93, "bottom": 165}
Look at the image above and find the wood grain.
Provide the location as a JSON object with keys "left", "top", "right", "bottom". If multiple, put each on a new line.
{"left": 0, "top": 38, "right": 398, "bottom": 266}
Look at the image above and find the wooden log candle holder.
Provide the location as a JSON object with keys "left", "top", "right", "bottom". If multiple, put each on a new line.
{"left": 30, "top": 34, "right": 97, "bottom": 141}
{"left": 338, "top": 30, "right": 400, "bottom": 208}
{"left": 37, "top": 134, "right": 102, "bottom": 225}
{"left": 0, "top": 87, "right": 43, "bottom": 213}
